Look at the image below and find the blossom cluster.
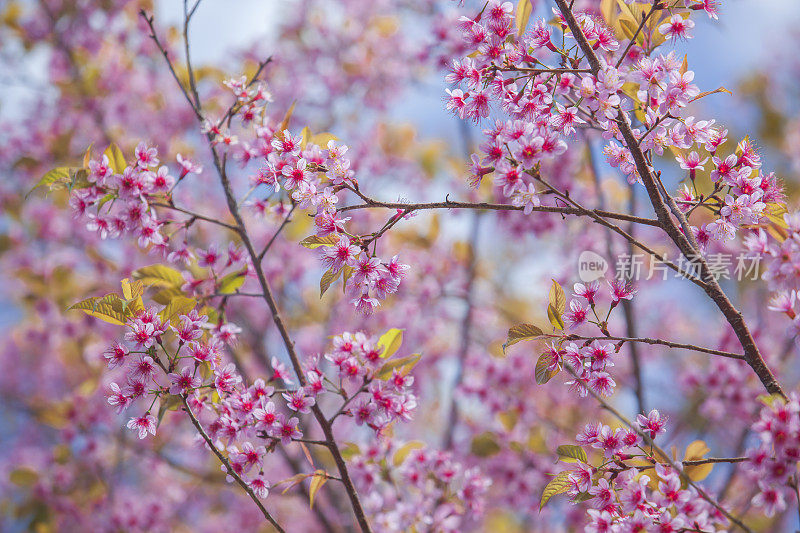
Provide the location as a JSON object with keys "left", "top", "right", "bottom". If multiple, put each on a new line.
{"left": 744, "top": 393, "right": 800, "bottom": 517}
{"left": 560, "top": 412, "right": 729, "bottom": 532}
{"left": 70, "top": 79, "right": 412, "bottom": 314}
{"left": 350, "top": 440, "right": 490, "bottom": 532}
{"left": 445, "top": 0, "right": 784, "bottom": 252}
{"left": 103, "top": 299, "right": 418, "bottom": 500}
{"left": 216, "top": 77, "right": 413, "bottom": 314}
{"left": 533, "top": 278, "right": 638, "bottom": 397}
{"left": 71, "top": 143, "right": 201, "bottom": 248}
{"left": 749, "top": 213, "right": 800, "bottom": 294}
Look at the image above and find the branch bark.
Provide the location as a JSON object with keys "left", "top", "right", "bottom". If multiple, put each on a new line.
{"left": 552, "top": 0, "right": 784, "bottom": 397}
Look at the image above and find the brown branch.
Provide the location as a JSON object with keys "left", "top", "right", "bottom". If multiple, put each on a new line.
{"left": 258, "top": 204, "right": 297, "bottom": 261}
{"left": 338, "top": 196, "right": 661, "bottom": 227}
{"left": 532, "top": 172, "right": 707, "bottom": 289}
{"left": 553, "top": 0, "right": 784, "bottom": 397}
{"left": 550, "top": 333, "right": 744, "bottom": 360}
{"left": 150, "top": 201, "right": 241, "bottom": 232}
{"left": 144, "top": 11, "right": 372, "bottom": 531}
{"left": 181, "top": 397, "right": 286, "bottom": 532}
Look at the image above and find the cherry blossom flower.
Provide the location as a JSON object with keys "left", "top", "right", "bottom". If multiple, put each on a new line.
{"left": 126, "top": 414, "right": 157, "bottom": 439}
{"left": 168, "top": 366, "right": 202, "bottom": 395}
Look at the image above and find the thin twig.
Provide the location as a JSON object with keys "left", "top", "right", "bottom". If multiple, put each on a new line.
{"left": 338, "top": 196, "right": 661, "bottom": 227}
{"left": 258, "top": 204, "right": 297, "bottom": 262}
{"left": 150, "top": 201, "right": 240, "bottom": 232}
{"left": 181, "top": 397, "right": 286, "bottom": 532}
{"left": 548, "top": 333, "right": 745, "bottom": 360}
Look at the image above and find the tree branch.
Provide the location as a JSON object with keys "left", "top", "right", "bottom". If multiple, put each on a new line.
{"left": 552, "top": 0, "right": 784, "bottom": 397}
{"left": 181, "top": 396, "right": 286, "bottom": 532}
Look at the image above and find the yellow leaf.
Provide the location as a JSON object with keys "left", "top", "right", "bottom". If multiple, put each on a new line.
{"left": 309, "top": 470, "right": 328, "bottom": 509}
{"left": 9, "top": 467, "right": 39, "bottom": 487}
{"left": 556, "top": 444, "right": 588, "bottom": 463}
{"left": 218, "top": 269, "right": 247, "bottom": 294}
{"left": 535, "top": 352, "right": 559, "bottom": 384}
{"left": 547, "top": 304, "right": 564, "bottom": 331}
{"left": 540, "top": 471, "right": 572, "bottom": 509}
{"left": 548, "top": 279, "right": 566, "bottom": 315}
{"left": 515, "top": 0, "right": 533, "bottom": 36}
{"left": 275, "top": 102, "right": 296, "bottom": 137}
{"left": 471, "top": 432, "right": 502, "bottom": 457}
{"left": 159, "top": 296, "right": 197, "bottom": 323}
{"left": 393, "top": 441, "right": 425, "bottom": 466}
{"left": 309, "top": 132, "right": 338, "bottom": 147}
{"left": 276, "top": 472, "right": 314, "bottom": 493}
{"left": 504, "top": 323, "right": 544, "bottom": 351}
{"left": 689, "top": 86, "right": 733, "bottom": 104}
{"left": 300, "top": 126, "right": 312, "bottom": 149}
{"left": 683, "top": 440, "right": 713, "bottom": 481}
{"left": 121, "top": 278, "right": 144, "bottom": 300}
{"left": 340, "top": 442, "right": 361, "bottom": 460}
{"left": 320, "top": 267, "right": 343, "bottom": 298}
{"left": 26, "top": 167, "right": 73, "bottom": 199}
{"left": 68, "top": 293, "right": 133, "bottom": 325}
{"left": 83, "top": 144, "right": 94, "bottom": 168}
{"left": 300, "top": 234, "right": 340, "bottom": 249}
{"left": 376, "top": 353, "right": 421, "bottom": 380}
{"left": 133, "top": 264, "right": 184, "bottom": 288}
{"left": 498, "top": 410, "right": 519, "bottom": 431}
{"left": 103, "top": 143, "right": 127, "bottom": 174}
{"left": 378, "top": 328, "right": 404, "bottom": 359}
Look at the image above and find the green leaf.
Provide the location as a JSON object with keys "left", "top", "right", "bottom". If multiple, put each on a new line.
{"left": 378, "top": 328, "right": 404, "bottom": 359}
{"left": 341, "top": 265, "right": 354, "bottom": 294}
{"left": 68, "top": 293, "right": 134, "bottom": 325}
{"left": 159, "top": 296, "right": 196, "bottom": 323}
{"left": 393, "top": 440, "right": 425, "bottom": 466}
{"left": 157, "top": 395, "right": 182, "bottom": 426}
{"left": 319, "top": 267, "right": 342, "bottom": 298}
{"left": 540, "top": 471, "right": 572, "bottom": 510}
{"left": 218, "top": 269, "right": 247, "bottom": 294}
{"left": 556, "top": 445, "right": 587, "bottom": 464}
{"left": 300, "top": 234, "right": 340, "bottom": 249}
{"left": 535, "top": 352, "right": 559, "bottom": 385}
{"left": 547, "top": 304, "right": 565, "bottom": 331}
{"left": 133, "top": 264, "right": 184, "bottom": 288}
{"left": 503, "top": 323, "right": 544, "bottom": 351}
{"left": 548, "top": 279, "right": 566, "bottom": 315}
{"left": 471, "top": 432, "right": 502, "bottom": 457}
{"left": 340, "top": 442, "right": 361, "bottom": 460}
{"left": 26, "top": 167, "right": 71, "bottom": 199}
{"left": 103, "top": 143, "right": 127, "bottom": 174}
{"left": 309, "top": 470, "right": 328, "bottom": 509}
{"left": 376, "top": 353, "right": 421, "bottom": 380}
